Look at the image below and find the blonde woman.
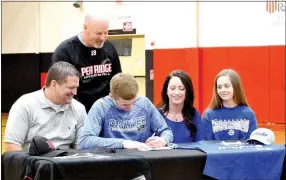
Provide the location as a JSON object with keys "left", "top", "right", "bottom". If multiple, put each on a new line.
{"left": 203, "top": 69, "right": 258, "bottom": 140}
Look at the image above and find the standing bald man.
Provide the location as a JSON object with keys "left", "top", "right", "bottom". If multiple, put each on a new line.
{"left": 52, "top": 13, "right": 122, "bottom": 112}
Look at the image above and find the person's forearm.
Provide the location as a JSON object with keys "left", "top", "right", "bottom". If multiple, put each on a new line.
{"left": 79, "top": 136, "right": 124, "bottom": 149}
{"left": 204, "top": 121, "right": 214, "bottom": 140}
{"left": 160, "top": 129, "right": 173, "bottom": 145}
{"left": 5, "top": 142, "right": 22, "bottom": 152}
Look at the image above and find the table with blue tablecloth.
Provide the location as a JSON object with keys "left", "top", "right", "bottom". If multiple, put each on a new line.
{"left": 2, "top": 141, "right": 285, "bottom": 180}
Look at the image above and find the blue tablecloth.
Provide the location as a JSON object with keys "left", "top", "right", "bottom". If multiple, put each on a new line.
{"left": 175, "top": 141, "right": 285, "bottom": 180}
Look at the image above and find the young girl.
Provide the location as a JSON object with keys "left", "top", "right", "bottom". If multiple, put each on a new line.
{"left": 157, "top": 70, "right": 204, "bottom": 143}
{"left": 203, "top": 69, "right": 258, "bottom": 140}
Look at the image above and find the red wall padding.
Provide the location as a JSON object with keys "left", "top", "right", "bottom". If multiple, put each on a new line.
{"left": 269, "top": 45, "right": 285, "bottom": 124}
{"left": 41, "top": 72, "right": 47, "bottom": 88}
{"left": 153, "top": 45, "right": 285, "bottom": 124}
{"left": 153, "top": 48, "right": 200, "bottom": 109}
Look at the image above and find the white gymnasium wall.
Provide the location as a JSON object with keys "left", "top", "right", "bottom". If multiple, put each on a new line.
{"left": 83, "top": 2, "right": 197, "bottom": 49}
{"left": 2, "top": 2, "right": 39, "bottom": 54}
{"left": 3, "top": 2, "right": 283, "bottom": 54}
{"left": 199, "top": 2, "right": 285, "bottom": 47}
{"left": 2, "top": 2, "right": 197, "bottom": 54}
{"left": 39, "top": 1, "right": 145, "bottom": 52}
{"left": 83, "top": 2, "right": 145, "bottom": 33}
{"left": 1, "top": 2, "right": 84, "bottom": 54}
{"left": 267, "top": 1, "right": 285, "bottom": 45}
{"left": 143, "top": 2, "right": 197, "bottom": 49}
{"left": 39, "top": 2, "right": 84, "bottom": 52}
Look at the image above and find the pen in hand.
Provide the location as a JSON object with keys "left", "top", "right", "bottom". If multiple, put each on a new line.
{"left": 151, "top": 128, "right": 159, "bottom": 137}
{"left": 146, "top": 128, "right": 159, "bottom": 143}
{"left": 146, "top": 133, "right": 156, "bottom": 144}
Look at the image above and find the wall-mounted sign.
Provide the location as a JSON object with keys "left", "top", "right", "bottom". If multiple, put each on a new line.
{"left": 123, "top": 22, "right": 133, "bottom": 31}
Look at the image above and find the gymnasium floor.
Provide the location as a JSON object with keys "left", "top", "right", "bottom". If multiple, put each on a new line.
{"left": 1, "top": 113, "right": 285, "bottom": 153}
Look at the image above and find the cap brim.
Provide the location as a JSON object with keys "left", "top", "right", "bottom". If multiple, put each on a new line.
{"left": 245, "top": 137, "right": 269, "bottom": 145}
{"left": 41, "top": 150, "right": 68, "bottom": 157}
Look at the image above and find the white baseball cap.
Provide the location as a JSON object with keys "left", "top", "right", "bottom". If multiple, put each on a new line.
{"left": 245, "top": 128, "right": 275, "bottom": 145}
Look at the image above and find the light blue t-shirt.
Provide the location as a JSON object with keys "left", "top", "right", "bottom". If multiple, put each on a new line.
{"left": 203, "top": 105, "right": 258, "bottom": 140}
{"left": 159, "top": 110, "right": 204, "bottom": 143}
{"left": 79, "top": 96, "right": 173, "bottom": 149}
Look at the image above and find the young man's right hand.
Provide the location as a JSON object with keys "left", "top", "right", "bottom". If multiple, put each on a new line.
{"left": 122, "top": 140, "right": 152, "bottom": 151}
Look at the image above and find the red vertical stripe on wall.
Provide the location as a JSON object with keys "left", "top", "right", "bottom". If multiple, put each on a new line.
{"left": 197, "top": 47, "right": 203, "bottom": 113}
{"left": 228, "top": 46, "right": 270, "bottom": 124}
{"left": 185, "top": 48, "right": 200, "bottom": 110}
{"left": 201, "top": 47, "right": 229, "bottom": 113}
{"left": 269, "top": 45, "right": 285, "bottom": 124}
{"left": 41, "top": 72, "right": 47, "bottom": 88}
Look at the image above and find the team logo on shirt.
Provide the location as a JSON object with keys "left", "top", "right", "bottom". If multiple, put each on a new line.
{"left": 212, "top": 119, "right": 250, "bottom": 133}
{"left": 108, "top": 116, "right": 147, "bottom": 132}
{"left": 80, "top": 58, "right": 112, "bottom": 83}
{"left": 46, "top": 140, "right": 55, "bottom": 150}
{"left": 217, "top": 142, "right": 271, "bottom": 150}
{"left": 228, "top": 129, "right": 234, "bottom": 136}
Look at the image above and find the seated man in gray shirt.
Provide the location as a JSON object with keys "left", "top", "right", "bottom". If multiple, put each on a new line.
{"left": 79, "top": 73, "right": 173, "bottom": 151}
{"left": 4, "top": 61, "right": 87, "bottom": 152}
